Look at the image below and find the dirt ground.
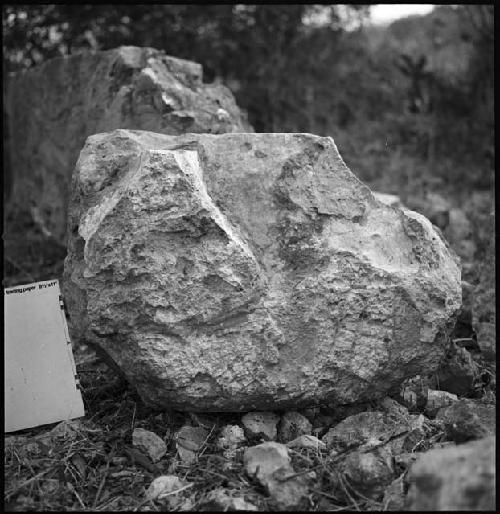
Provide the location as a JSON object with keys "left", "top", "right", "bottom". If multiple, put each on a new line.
{"left": 3, "top": 187, "right": 495, "bottom": 511}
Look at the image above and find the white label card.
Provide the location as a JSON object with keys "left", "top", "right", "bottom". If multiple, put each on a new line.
{"left": 4, "top": 279, "right": 85, "bottom": 432}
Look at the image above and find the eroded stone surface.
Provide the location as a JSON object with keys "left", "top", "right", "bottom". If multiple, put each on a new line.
{"left": 63, "top": 129, "right": 462, "bottom": 411}
{"left": 6, "top": 46, "right": 251, "bottom": 242}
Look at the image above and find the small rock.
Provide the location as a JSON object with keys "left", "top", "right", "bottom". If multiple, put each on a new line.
{"left": 176, "top": 425, "right": 210, "bottom": 450}
{"left": 266, "top": 468, "right": 310, "bottom": 510}
{"left": 323, "top": 408, "right": 427, "bottom": 457}
{"left": 336, "top": 447, "right": 396, "bottom": 501}
{"left": 201, "top": 488, "right": 258, "bottom": 511}
{"left": 405, "top": 436, "right": 495, "bottom": 510}
{"left": 217, "top": 424, "right": 246, "bottom": 451}
{"left": 382, "top": 476, "right": 406, "bottom": 511}
{"left": 175, "top": 425, "right": 209, "bottom": 464}
{"left": 71, "top": 453, "right": 87, "bottom": 478}
{"left": 436, "top": 344, "right": 481, "bottom": 396}
{"left": 132, "top": 428, "right": 167, "bottom": 463}
{"left": 321, "top": 411, "right": 408, "bottom": 452}
{"left": 244, "top": 442, "right": 291, "bottom": 482}
{"left": 242, "top": 411, "right": 279, "bottom": 441}
{"left": 436, "top": 400, "right": 495, "bottom": 442}
{"left": 286, "top": 434, "right": 326, "bottom": 451}
{"left": 243, "top": 441, "right": 310, "bottom": 508}
{"left": 425, "top": 389, "right": 459, "bottom": 417}
{"left": 145, "top": 475, "right": 186, "bottom": 501}
{"left": 278, "top": 411, "right": 312, "bottom": 443}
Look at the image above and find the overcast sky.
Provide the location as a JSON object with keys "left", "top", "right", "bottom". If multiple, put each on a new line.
{"left": 370, "top": 4, "right": 435, "bottom": 25}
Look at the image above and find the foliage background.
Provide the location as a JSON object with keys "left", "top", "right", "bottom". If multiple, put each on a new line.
{"left": 2, "top": 4, "right": 494, "bottom": 193}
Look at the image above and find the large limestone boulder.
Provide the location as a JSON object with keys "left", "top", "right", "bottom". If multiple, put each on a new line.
{"left": 5, "top": 46, "right": 251, "bottom": 243}
{"left": 63, "top": 129, "right": 461, "bottom": 411}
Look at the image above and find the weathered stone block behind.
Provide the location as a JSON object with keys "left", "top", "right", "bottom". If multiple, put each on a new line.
{"left": 6, "top": 46, "right": 251, "bottom": 242}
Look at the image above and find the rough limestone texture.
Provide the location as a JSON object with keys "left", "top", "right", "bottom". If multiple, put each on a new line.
{"left": 6, "top": 46, "right": 251, "bottom": 243}
{"left": 63, "top": 129, "right": 461, "bottom": 411}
